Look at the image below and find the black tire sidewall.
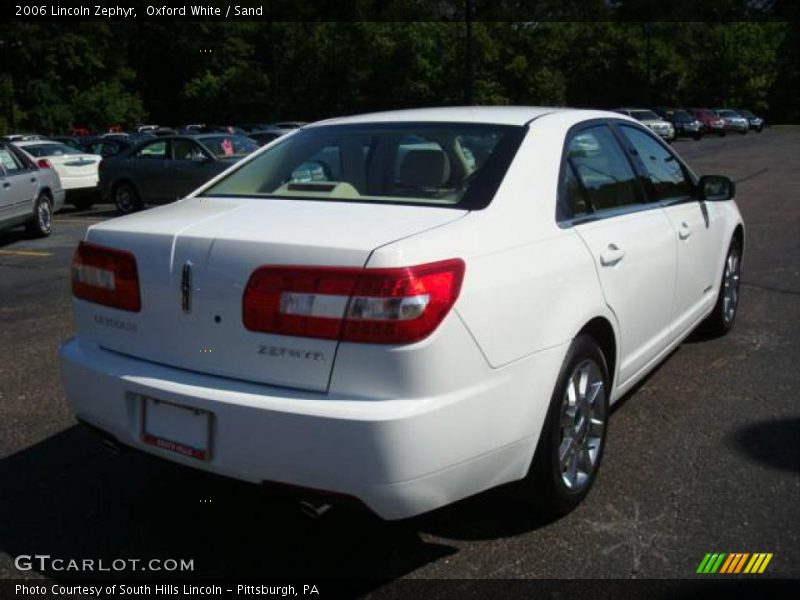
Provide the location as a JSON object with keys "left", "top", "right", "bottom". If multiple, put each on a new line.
{"left": 115, "top": 182, "right": 140, "bottom": 214}
{"left": 527, "top": 334, "right": 610, "bottom": 516}
{"left": 701, "top": 237, "right": 742, "bottom": 336}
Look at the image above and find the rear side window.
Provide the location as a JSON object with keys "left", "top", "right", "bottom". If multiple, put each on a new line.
{"left": 619, "top": 126, "right": 692, "bottom": 201}
{"left": 135, "top": 141, "right": 167, "bottom": 159}
{"left": 565, "top": 125, "right": 640, "bottom": 212}
{"left": 0, "top": 147, "right": 25, "bottom": 173}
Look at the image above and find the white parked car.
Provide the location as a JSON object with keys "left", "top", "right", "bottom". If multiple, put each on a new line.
{"left": 15, "top": 140, "right": 101, "bottom": 209}
{"left": 60, "top": 107, "right": 744, "bottom": 519}
{"left": 0, "top": 141, "right": 65, "bottom": 236}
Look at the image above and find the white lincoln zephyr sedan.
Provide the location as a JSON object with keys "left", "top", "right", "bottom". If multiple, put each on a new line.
{"left": 60, "top": 107, "right": 744, "bottom": 519}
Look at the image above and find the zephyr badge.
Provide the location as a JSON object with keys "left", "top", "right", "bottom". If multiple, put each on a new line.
{"left": 181, "top": 261, "right": 193, "bottom": 313}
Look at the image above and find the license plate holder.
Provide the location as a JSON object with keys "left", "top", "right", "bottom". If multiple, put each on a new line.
{"left": 140, "top": 396, "right": 212, "bottom": 461}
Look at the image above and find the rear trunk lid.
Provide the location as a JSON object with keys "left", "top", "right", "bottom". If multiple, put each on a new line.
{"left": 76, "top": 197, "right": 465, "bottom": 392}
{"left": 49, "top": 152, "right": 101, "bottom": 182}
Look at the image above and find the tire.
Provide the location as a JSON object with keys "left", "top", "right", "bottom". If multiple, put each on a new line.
{"left": 25, "top": 193, "right": 53, "bottom": 238}
{"left": 694, "top": 133, "right": 702, "bottom": 141}
{"left": 114, "top": 181, "right": 143, "bottom": 215}
{"left": 521, "top": 334, "right": 610, "bottom": 518}
{"left": 72, "top": 197, "right": 94, "bottom": 211}
{"left": 719, "top": 131, "right": 726, "bottom": 137}
{"left": 699, "top": 238, "right": 742, "bottom": 337}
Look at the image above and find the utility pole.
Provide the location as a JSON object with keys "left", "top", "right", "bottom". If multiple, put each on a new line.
{"left": 465, "top": 0, "right": 474, "bottom": 105}
{"left": 643, "top": 23, "right": 653, "bottom": 105}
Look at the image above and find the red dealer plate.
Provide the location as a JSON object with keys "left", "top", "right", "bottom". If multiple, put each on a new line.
{"left": 141, "top": 396, "right": 212, "bottom": 461}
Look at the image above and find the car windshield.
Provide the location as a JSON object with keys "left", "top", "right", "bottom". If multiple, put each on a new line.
{"left": 200, "top": 122, "right": 526, "bottom": 209}
{"left": 673, "top": 110, "right": 693, "bottom": 121}
{"left": 201, "top": 135, "right": 259, "bottom": 158}
{"left": 718, "top": 110, "right": 739, "bottom": 117}
{"left": 23, "top": 143, "right": 82, "bottom": 157}
{"left": 738, "top": 110, "right": 755, "bottom": 118}
{"left": 630, "top": 110, "right": 660, "bottom": 121}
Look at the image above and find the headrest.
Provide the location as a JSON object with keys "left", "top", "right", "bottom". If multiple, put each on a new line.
{"left": 397, "top": 148, "right": 450, "bottom": 188}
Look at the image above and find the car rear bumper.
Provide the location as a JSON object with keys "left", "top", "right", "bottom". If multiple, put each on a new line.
{"left": 59, "top": 337, "right": 564, "bottom": 519}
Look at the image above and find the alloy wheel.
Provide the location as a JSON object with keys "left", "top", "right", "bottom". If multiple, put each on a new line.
{"left": 558, "top": 359, "right": 606, "bottom": 491}
{"left": 722, "top": 248, "right": 741, "bottom": 325}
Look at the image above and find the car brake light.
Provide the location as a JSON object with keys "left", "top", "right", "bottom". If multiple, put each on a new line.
{"left": 71, "top": 241, "right": 141, "bottom": 312}
{"left": 37, "top": 158, "right": 52, "bottom": 169}
{"left": 243, "top": 259, "right": 465, "bottom": 344}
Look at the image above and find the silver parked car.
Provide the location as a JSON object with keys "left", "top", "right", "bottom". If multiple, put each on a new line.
{"left": 713, "top": 109, "right": 749, "bottom": 134}
{"left": 0, "top": 142, "right": 65, "bottom": 237}
{"left": 614, "top": 108, "right": 675, "bottom": 141}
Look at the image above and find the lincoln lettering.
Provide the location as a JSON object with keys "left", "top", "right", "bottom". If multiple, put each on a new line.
{"left": 258, "top": 345, "right": 325, "bottom": 362}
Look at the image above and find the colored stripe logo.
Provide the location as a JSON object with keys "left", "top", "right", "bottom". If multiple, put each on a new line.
{"left": 697, "top": 552, "right": 773, "bottom": 574}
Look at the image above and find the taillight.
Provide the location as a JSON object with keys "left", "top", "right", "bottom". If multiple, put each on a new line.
{"left": 243, "top": 259, "right": 465, "bottom": 344}
{"left": 71, "top": 241, "right": 141, "bottom": 312}
{"left": 37, "top": 158, "right": 52, "bottom": 169}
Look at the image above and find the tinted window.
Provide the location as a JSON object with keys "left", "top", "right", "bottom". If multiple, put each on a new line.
{"left": 135, "top": 141, "right": 167, "bottom": 159}
{"left": 201, "top": 135, "right": 258, "bottom": 158}
{"left": 620, "top": 126, "right": 691, "bottom": 201}
{"left": 566, "top": 125, "right": 640, "bottom": 212}
{"left": 173, "top": 139, "right": 209, "bottom": 161}
{"left": 564, "top": 162, "right": 590, "bottom": 217}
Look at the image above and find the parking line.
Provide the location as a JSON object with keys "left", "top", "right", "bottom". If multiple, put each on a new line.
{"left": 0, "top": 249, "right": 52, "bottom": 257}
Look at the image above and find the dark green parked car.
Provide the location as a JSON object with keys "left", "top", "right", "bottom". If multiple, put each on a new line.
{"left": 99, "top": 134, "right": 259, "bottom": 214}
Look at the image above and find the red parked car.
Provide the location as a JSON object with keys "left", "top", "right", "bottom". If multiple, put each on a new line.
{"left": 689, "top": 108, "right": 726, "bottom": 137}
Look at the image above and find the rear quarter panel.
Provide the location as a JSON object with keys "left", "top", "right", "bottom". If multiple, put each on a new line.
{"left": 367, "top": 112, "right": 615, "bottom": 369}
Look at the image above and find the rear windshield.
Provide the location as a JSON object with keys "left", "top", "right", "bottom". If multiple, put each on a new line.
{"left": 201, "top": 135, "right": 259, "bottom": 158}
{"left": 200, "top": 122, "right": 525, "bottom": 209}
{"left": 22, "top": 143, "right": 81, "bottom": 157}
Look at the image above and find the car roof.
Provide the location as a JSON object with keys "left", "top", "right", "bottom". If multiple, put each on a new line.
{"left": 309, "top": 106, "right": 579, "bottom": 127}
{"left": 13, "top": 140, "right": 62, "bottom": 147}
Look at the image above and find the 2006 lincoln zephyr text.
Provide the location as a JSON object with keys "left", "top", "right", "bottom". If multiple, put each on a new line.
{"left": 59, "top": 107, "right": 744, "bottom": 519}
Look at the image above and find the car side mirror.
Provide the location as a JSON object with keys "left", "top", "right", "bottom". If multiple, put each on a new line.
{"left": 698, "top": 175, "right": 735, "bottom": 201}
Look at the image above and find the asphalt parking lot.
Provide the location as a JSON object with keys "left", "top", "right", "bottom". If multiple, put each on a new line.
{"left": 0, "top": 129, "right": 798, "bottom": 588}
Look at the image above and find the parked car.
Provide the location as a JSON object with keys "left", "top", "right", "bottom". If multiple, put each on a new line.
{"left": 713, "top": 109, "right": 749, "bottom": 134}
{"left": 735, "top": 109, "right": 764, "bottom": 132}
{"left": 0, "top": 141, "right": 64, "bottom": 236}
{"left": 100, "top": 134, "right": 259, "bottom": 214}
{"left": 79, "top": 136, "right": 136, "bottom": 158}
{"left": 689, "top": 108, "right": 726, "bottom": 136}
{"left": 14, "top": 140, "right": 101, "bottom": 210}
{"left": 248, "top": 127, "right": 290, "bottom": 146}
{"left": 653, "top": 107, "right": 703, "bottom": 140}
{"left": 61, "top": 107, "right": 744, "bottom": 520}
{"left": 2, "top": 134, "right": 43, "bottom": 142}
{"left": 613, "top": 108, "right": 675, "bottom": 141}
{"left": 51, "top": 136, "right": 84, "bottom": 149}
{"left": 271, "top": 121, "right": 307, "bottom": 129}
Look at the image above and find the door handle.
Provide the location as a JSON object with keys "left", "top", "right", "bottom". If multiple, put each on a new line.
{"left": 30, "top": 177, "right": 37, "bottom": 183}
{"left": 2, "top": 182, "right": 9, "bottom": 188}
{"left": 678, "top": 222, "right": 692, "bottom": 240}
{"left": 600, "top": 244, "right": 626, "bottom": 267}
